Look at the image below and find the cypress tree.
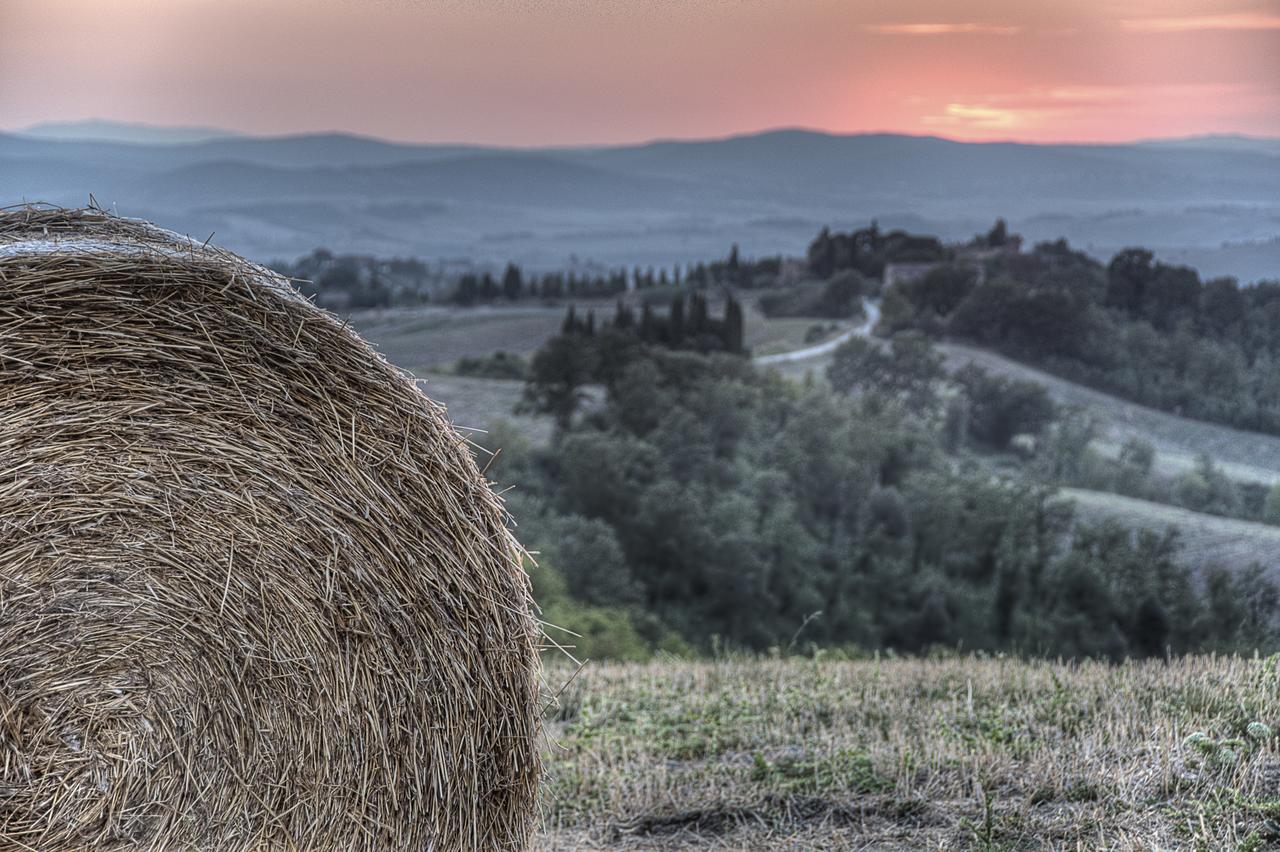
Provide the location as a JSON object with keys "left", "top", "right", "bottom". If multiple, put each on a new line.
{"left": 501, "top": 262, "right": 523, "bottom": 300}
{"left": 640, "top": 303, "right": 655, "bottom": 341}
{"left": 724, "top": 296, "right": 745, "bottom": 353}
{"left": 690, "top": 293, "right": 709, "bottom": 338}
{"left": 669, "top": 295, "right": 686, "bottom": 346}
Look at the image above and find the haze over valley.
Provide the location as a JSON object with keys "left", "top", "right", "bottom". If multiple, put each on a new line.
{"left": 4, "top": 120, "right": 1278, "bottom": 281}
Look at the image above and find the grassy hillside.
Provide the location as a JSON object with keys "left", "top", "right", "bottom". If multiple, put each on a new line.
{"left": 537, "top": 655, "right": 1280, "bottom": 850}
{"left": 937, "top": 342, "right": 1280, "bottom": 483}
{"left": 768, "top": 339, "right": 1280, "bottom": 485}
{"left": 1063, "top": 488, "right": 1280, "bottom": 574}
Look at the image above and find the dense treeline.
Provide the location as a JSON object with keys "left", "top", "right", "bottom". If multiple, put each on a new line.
{"left": 274, "top": 244, "right": 791, "bottom": 310}
{"left": 496, "top": 328, "right": 1280, "bottom": 660}
{"left": 455, "top": 247, "right": 785, "bottom": 304}
{"left": 874, "top": 235, "right": 1280, "bottom": 435}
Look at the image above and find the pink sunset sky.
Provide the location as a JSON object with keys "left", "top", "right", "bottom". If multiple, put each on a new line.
{"left": 1, "top": 0, "right": 1277, "bottom": 145}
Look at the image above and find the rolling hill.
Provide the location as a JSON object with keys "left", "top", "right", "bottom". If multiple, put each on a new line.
{"left": 2, "top": 127, "right": 1277, "bottom": 278}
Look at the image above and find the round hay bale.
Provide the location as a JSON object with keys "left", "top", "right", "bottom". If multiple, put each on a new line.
{"left": 0, "top": 207, "right": 542, "bottom": 849}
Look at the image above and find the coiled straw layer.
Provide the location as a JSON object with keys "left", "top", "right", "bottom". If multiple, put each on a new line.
{"left": 0, "top": 207, "right": 541, "bottom": 849}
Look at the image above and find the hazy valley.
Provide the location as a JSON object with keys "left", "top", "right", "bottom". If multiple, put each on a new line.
{"left": 4, "top": 122, "right": 1279, "bottom": 281}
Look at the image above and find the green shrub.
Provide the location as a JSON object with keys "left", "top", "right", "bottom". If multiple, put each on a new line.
{"left": 455, "top": 351, "right": 528, "bottom": 380}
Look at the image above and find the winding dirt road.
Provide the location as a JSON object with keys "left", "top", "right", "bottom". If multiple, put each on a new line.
{"left": 754, "top": 300, "right": 880, "bottom": 365}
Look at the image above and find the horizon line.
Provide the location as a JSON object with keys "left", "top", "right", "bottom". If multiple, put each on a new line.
{"left": 5, "top": 119, "right": 1279, "bottom": 150}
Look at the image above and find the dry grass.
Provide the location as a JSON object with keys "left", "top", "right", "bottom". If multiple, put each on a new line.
{"left": 740, "top": 303, "right": 847, "bottom": 356}
{"left": 416, "top": 373, "right": 553, "bottom": 445}
{"left": 0, "top": 206, "right": 541, "bottom": 849}
{"left": 538, "top": 655, "right": 1280, "bottom": 850}
{"left": 353, "top": 306, "right": 579, "bottom": 373}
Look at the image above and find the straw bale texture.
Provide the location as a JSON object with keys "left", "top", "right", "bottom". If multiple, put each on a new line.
{"left": 0, "top": 207, "right": 541, "bottom": 849}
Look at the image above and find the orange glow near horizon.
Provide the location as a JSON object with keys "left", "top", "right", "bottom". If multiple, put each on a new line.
{"left": 0, "top": 0, "right": 1276, "bottom": 145}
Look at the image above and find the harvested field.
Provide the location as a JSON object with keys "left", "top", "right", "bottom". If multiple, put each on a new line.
{"left": 352, "top": 305, "right": 579, "bottom": 373}
{"left": 419, "top": 373, "right": 554, "bottom": 445}
{"left": 537, "top": 655, "right": 1280, "bottom": 850}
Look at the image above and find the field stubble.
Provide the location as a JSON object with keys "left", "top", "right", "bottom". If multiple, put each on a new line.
{"left": 537, "top": 656, "right": 1280, "bottom": 850}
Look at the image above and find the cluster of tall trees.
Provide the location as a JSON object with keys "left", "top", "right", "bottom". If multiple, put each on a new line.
{"left": 522, "top": 295, "right": 745, "bottom": 430}
{"left": 880, "top": 238, "right": 1280, "bottom": 435}
{"left": 560, "top": 293, "right": 746, "bottom": 353}
{"left": 504, "top": 326, "right": 1280, "bottom": 659}
{"left": 807, "top": 223, "right": 948, "bottom": 279}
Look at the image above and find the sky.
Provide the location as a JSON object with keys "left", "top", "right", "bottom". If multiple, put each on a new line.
{"left": 0, "top": 0, "right": 1277, "bottom": 145}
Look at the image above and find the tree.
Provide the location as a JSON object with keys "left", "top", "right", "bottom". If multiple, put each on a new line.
{"left": 541, "top": 514, "right": 640, "bottom": 605}
{"left": 614, "top": 299, "right": 635, "bottom": 330}
{"left": 985, "top": 218, "right": 1009, "bottom": 248}
{"left": 1144, "top": 263, "right": 1200, "bottom": 332}
{"left": 689, "top": 293, "right": 709, "bottom": 338}
{"left": 521, "top": 334, "right": 598, "bottom": 431}
{"left": 909, "top": 264, "right": 977, "bottom": 318}
{"left": 454, "top": 273, "right": 480, "bottom": 306}
{"left": 1106, "top": 248, "right": 1155, "bottom": 317}
{"left": 561, "top": 304, "right": 579, "bottom": 335}
{"left": 669, "top": 295, "right": 686, "bottom": 346}
{"left": 827, "top": 332, "right": 944, "bottom": 413}
{"left": 819, "top": 271, "right": 863, "bottom": 318}
{"left": 1132, "top": 596, "right": 1170, "bottom": 658}
{"left": 808, "top": 227, "right": 836, "bottom": 278}
{"left": 724, "top": 296, "right": 745, "bottom": 354}
{"left": 1201, "top": 277, "right": 1246, "bottom": 339}
{"left": 953, "top": 365, "right": 1057, "bottom": 450}
{"left": 501, "top": 262, "right": 523, "bottom": 300}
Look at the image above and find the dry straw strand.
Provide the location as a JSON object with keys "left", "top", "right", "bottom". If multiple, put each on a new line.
{"left": 0, "top": 205, "right": 542, "bottom": 849}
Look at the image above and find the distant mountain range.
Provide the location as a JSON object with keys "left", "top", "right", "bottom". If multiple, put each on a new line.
{"left": 2, "top": 121, "right": 1277, "bottom": 280}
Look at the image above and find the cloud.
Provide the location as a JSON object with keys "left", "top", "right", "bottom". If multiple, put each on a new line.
{"left": 1038, "top": 83, "right": 1246, "bottom": 105}
{"left": 864, "top": 22, "right": 1022, "bottom": 36}
{"left": 921, "top": 104, "right": 1036, "bottom": 130}
{"left": 1119, "top": 12, "right": 1280, "bottom": 32}
{"left": 918, "top": 83, "right": 1263, "bottom": 136}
